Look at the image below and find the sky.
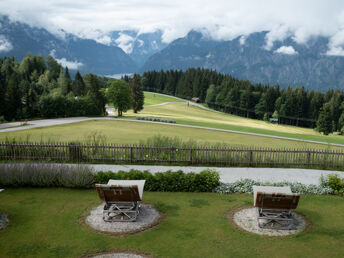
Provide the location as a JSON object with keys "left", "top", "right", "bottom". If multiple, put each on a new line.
{"left": 1, "top": 0, "right": 344, "bottom": 55}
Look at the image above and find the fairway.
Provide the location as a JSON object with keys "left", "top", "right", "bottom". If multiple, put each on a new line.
{"left": 124, "top": 101, "right": 344, "bottom": 145}
{"left": 1, "top": 189, "right": 344, "bottom": 257}
{"left": 0, "top": 119, "right": 340, "bottom": 150}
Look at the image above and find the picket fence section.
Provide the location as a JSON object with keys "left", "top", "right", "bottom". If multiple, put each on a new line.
{"left": 0, "top": 142, "right": 343, "bottom": 167}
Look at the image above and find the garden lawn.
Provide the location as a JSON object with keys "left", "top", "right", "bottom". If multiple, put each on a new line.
{"left": 123, "top": 103, "right": 344, "bottom": 145}
{"left": 0, "top": 120, "right": 341, "bottom": 150}
{"left": 0, "top": 189, "right": 344, "bottom": 257}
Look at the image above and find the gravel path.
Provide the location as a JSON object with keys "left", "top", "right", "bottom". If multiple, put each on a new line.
{"left": 86, "top": 203, "right": 160, "bottom": 234}
{"left": 233, "top": 208, "right": 306, "bottom": 236}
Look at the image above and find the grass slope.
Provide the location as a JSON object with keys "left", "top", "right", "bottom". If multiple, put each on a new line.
{"left": 123, "top": 102, "right": 344, "bottom": 145}
{"left": 0, "top": 120, "right": 340, "bottom": 150}
{"left": 1, "top": 189, "right": 344, "bottom": 257}
{"left": 143, "top": 92, "right": 184, "bottom": 106}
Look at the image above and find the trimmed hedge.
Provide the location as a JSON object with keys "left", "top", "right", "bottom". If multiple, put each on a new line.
{"left": 94, "top": 169, "right": 220, "bottom": 192}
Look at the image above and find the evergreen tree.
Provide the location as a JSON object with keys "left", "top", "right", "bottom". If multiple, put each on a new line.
{"left": 73, "top": 71, "right": 86, "bottom": 96}
{"left": 317, "top": 103, "right": 333, "bottom": 135}
{"left": 129, "top": 73, "right": 144, "bottom": 113}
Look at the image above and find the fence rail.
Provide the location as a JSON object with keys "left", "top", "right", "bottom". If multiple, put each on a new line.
{"left": 0, "top": 142, "right": 343, "bottom": 168}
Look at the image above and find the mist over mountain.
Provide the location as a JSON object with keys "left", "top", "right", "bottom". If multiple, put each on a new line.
{"left": 0, "top": 16, "right": 137, "bottom": 75}
{"left": 2, "top": 14, "right": 344, "bottom": 91}
{"left": 142, "top": 31, "right": 344, "bottom": 91}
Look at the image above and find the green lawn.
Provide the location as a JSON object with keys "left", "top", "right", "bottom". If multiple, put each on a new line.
{"left": 143, "top": 92, "right": 184, "bottom": 106}
{"left": 1, "top": 189, "right": 344, "bottom": 257}
{"left": 123, "top": 102, "right": 344, "bottom": 145}
{"left": 0, "top": 120, "right": 340, "bottom": 150}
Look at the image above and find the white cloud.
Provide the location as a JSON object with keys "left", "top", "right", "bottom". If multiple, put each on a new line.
{"left": 274, "top": 46, "right": 298, "bottom": 55}
{"left": 0, "top": 35, "right": 13, "bottom": 52}
{"left": 326, "top": 29, "right": 344, "bottom": 56}
{"left": 50, "top": 50, "right": 83, "bottom": 69}
{"left": 115, "top": 33, "right": 135, "bottom": 54}
{"left": 1, "top": 0, "right": 344, "bottom": 49}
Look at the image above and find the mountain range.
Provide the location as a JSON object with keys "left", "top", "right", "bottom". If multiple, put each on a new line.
{"left": 1, "top": 15, "right": 344, "bottom": 91}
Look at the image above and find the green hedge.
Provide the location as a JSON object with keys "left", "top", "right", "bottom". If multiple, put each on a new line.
{"left": 0, "top": 164, "right": 220, "bottom": 192}
{"left": 94, "top": 169, "right": 219, "bottom": 192}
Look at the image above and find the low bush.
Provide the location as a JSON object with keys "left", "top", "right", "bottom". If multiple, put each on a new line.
{"left": 0, "top": 163, "right": 95, "bottom": 188}
{"left": 215, "top": 178, "right": 333, "bottom": 195}
{"left": 94, "top": 169, "right": 219, "bottom": 192}
{"left": 321, "top": 173, "right": 344, "bottom": 196}
{"left": 136, "top": 116, "right": 176, "bottom": 124}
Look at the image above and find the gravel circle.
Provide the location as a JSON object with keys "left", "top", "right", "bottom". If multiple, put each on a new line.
{"left": 232, "top": 207, "right": 307, "bottom": 236}
{"left": 0, "top": 212, "right": 9, "bottom": 230}
{"left": 86, "top": 203, "right": 161, "bottom": 234}
{"left": 91, "top": 253, "right": 144, "bottom": 258}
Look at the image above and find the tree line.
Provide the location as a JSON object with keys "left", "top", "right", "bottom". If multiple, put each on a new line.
{"left": 0, "top": 54, "right": 144, "bottom": 121}
{"left": 0, "top": 54, "right": 107, "bottom": 121}
{"left": 141, "top": 69, "right": 344, "bottom": 135}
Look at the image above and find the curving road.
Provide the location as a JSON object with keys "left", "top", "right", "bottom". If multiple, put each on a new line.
{"left": 1, "top": 102, "right": 343, "bottom": 147}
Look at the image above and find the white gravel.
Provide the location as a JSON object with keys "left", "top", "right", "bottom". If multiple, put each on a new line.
{"left": 233, "top": 208, "right": 306, "bottom": 236}
{"left": 86, "top": 203, "right": 160, "bottom": 233}
{"left": 0, "top": 212, "right": 9, "bottom": 230}
{"left": 92, "top": 253, "right": 144, "bottom": 258}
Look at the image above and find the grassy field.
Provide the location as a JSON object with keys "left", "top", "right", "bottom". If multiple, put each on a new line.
{"left": 1, "top": 189, "right": 344, "bottom": 257}
{"left": 0, "top": 120, "right": 340, "bottom": 150}
{"left": 123, "top": 101, "right": 344, "bottom": 145}
{"left": 143, "top": 92, "right": 184, "bottom": 106}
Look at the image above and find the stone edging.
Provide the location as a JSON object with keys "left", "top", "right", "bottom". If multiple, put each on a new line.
{"left": 227, "top": 205, "right": 311, "bottom": 237}
{"left": 0, "top": 211, "right": 9, "bottom": 231}
{"left": 81, "top": 249, "right": 152, "bottom": 258}
{"left": 80, "top": 202, "right": 165, "bottom": 237}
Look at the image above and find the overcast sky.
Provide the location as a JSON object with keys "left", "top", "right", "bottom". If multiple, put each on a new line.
{"left": 1, "top": 0, "right": 344, "bottom": 54}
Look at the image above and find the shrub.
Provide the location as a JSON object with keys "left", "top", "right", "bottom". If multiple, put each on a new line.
{"left": 325, "top": 174, "right": 343, "bottom": 192}
{"left": 0, "top": 163, "right": 95, "bottom": 188}
{"left": 94, "top": 169, "right": 219, "bottom": 192}
{"left": 215, "top": 179, "right": 333, "bottom": 195}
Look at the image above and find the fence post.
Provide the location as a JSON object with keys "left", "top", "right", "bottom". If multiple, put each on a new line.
{"left": 307, "top": 151, "right": 311, "bottom": 166}
{"left": 190, "top": 149, "right": 193, "bottom": 164}
{"left": 249, "top": 150, "right": 253, "bottom": 166}
{"left": 130, "top": 146, "right": 133, "bottom": 163}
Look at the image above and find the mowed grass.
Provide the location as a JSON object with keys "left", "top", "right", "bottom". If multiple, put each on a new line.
{"left": 0, "top": 120, "right": 340, "bottom": 150}
{"left": 143, "top": 92, "right": 184, "bottom": 106}
{"left": 123, "top": 102, "right": 344, "bottom": 145}
{"left": 1, "top": 189, "right": 344, "bottom": 257}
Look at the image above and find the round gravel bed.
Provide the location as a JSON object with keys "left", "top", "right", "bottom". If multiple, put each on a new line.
{"left": 91, "top": 253, "right": 144, "bottom": 258}
{"left": 232, "top": 207, "right": 307, "bottom": 236}
{"left": 0, "top": 212, "right": 9, "bottom": 230}
{"left": 86, "top": 203, "right": 161, "bottom": 234}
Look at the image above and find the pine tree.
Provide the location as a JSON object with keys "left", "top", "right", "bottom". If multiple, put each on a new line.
{"left": 129, "top": 74, "right": 144, "bottom": 113}
{"left": 317, "top": 103, "right": 333, "bottom": 135}
{"left": 73, "top": 71, "right": 86, "bottom": 96}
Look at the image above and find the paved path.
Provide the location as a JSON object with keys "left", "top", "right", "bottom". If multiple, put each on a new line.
{"left": 61, "top": 164, "right": 343, "bottom": 185}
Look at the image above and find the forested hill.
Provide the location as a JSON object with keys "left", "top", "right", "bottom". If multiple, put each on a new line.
{"left": 142, "top": 69, "right": 344, "bottom": 135}
{"left": 141, "top": 31, "right": 344, "bottom": 91}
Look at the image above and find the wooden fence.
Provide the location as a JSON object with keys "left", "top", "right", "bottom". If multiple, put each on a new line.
{"left": 0, "top": 142, "right": 343, "bottom": 167}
